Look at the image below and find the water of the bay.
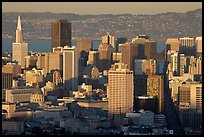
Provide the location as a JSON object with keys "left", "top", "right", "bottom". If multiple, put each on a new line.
{"left": 2, "top": 39, "right": 165, "bottom": 53}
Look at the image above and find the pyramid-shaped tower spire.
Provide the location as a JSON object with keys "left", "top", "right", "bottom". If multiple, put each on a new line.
{"left": 16, "top": 16, "right": 23, "bottom": 43}
{"left": 17, "top": 16, "right": 22, "bottom": 30}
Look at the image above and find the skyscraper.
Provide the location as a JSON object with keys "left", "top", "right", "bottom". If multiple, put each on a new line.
{"left": 179, "top": 37, "right": 194, "bottom": 47}
{"left": 108, "top": 63, "right": 134, "bottom": 117}
{"left": 102, "top": 33, "right": 115, "bottom": 48}
{"left": 168, "top": 51, "right": 185, "bottom": 76}
{"left": 36, "top": 52, "right": 49, "bottom": 75}
{"left": 115, "top": 37, "right": 127, "bottom": 52}
{"left": 188, "top": 56, "right": 202, "bottom": 75}
{"left": 166, "top": 38, "right": 180, "bottom": 52}
{"left": 179, "top": 82, "right": 202, "bottom": 111}
{"left": 76, "top": 37, "right": 93, "bottom": 57}
{"left": 144, "top": 41, "right": 157, "bottom": 59}
{"left": 147, "top": 75, "right": 164, "bottom": 113}
{"left": 12, "top": 16, "right": 28, "bottom": 68}
{"left": 52, "top": 20, "right": 72, "bottom": 49}
{"left": 63, "top": 46, "right": 78, "bottom": 91}
{"left": 98, "top": 43, "right": 113, "bottom": 72}
{"left": 119, "top": 42, "right": 140, "bottom": 70}
{"left": 134, "top": 59, "right": 157, "bottom": 75}
{"left": 87, "top": 50, "right": 99, "bottom": 67}
{"left": 190, "top": 83, "right": 202, "bottom": 111}
{"left": 76, "top": 37, "right": 92, "bottom": 84}
{"left": 48, "top": 52, "right": 63, "bottom": 72}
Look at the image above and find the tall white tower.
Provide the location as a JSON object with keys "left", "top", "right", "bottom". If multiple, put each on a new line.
{"left": 63, "top": 46, "right": 78, "bottom": 91}
{"left": 12, "top": 16, "right": 28, "bottom": 68}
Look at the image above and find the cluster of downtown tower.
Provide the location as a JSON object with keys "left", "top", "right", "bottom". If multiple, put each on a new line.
{"left": 2, "top": 16, "right": 202, "bottom": 135}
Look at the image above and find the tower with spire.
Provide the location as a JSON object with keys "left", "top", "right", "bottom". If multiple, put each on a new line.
{"left": 12, "top": 16, "right": 28, "bottom": 68}
{"left": 16, "top": 16, "right": 23, "bottom": 43}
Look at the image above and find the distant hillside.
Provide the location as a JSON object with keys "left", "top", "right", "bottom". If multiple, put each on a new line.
{"left": 2, "top": 9, "right": 202, "bottom": 41}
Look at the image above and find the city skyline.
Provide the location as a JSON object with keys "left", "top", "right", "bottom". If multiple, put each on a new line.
{"left": 2, "top": 2, "right": 202, "bottom": 15}
{"left": 2, "top": 2, "right": 202, "bottom": 135}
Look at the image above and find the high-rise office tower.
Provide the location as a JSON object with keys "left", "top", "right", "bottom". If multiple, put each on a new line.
{"left": 108, "top": 63, "right": 134, "bottom": 117}
{"left": 179, "top": 54, "right": 185, "bottom": 76}
{"left": 179, "top": 82, "right": 202, "bottom": 111}
{"left": 48, "top": 52, "right": 63, "bottom": 72}
{"left": 179, "top": 37, "right": 196, "bottom": 56}
{"left": 178, "top": 83, "right": 191, "bottom": 109}
{"left": 63, "top": 46, "right": 78, "bottom": 91}
{"left": 87, "top": 50, "right": 99, "bottom": 67}
{"left": 76, "top": 37, "right": 92, "bottom": 57}
{"left": 171, "top": 52, "right": 179, "bottom": 75}
{"left": 195, "top": 36, "right": 202, "bottom": 53}
{"left": 102, "top": 33, "right": 115, "bottom": 49}
{"left": 36, "top": 52, "right": 49, "bottom": 75}
{"left": 134, "top": 59, "right": 157, "bottom": 75}
{"left": 115, "top": 37, "right": 127, "bottom": 52}
{"left": 186, "top": 56, "right": 202, "bottom": 75}
{"left": 168, "top": 51, "right": 185, "bottom": 76}
{"left": 12, "top": 16, "right": 28, "bottom": 68}
{"left": 119, "top": 42, "right": 141, "bottom": 70}
{"left": 98, "top": 43, "right": 113, "bottom": 72}
{"left": 190, "top": 83, "right": 202, "bottom": 111}
{"left": 76, "top": 37, "right": 92, "bottom": 84}
{"left": 52, "top": 20, "right": 71, "bottom": 49}
{"left": 134, "top": 74, "right": 148, "bottom": 96}
{"left": 166, "top": 38, "right": 180, "bottom": 52}
{"left": 144, "top": 41, "right": 157, "bottom": 59}
{"left": 179, "top": 37, "right": 194, "bottom": 47}
{"left": 147, "top": 75, "right": 164, "bottom": 113}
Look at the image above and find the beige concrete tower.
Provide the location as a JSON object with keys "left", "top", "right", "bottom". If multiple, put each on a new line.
{"left": 102, "top": 32, "right": 115, "bottom": 48}
{"left": 108, "top": 63, "right": 134, "bottom": 117}
{"left": 12, "top": 16, "right": 28, "bottom": 68}
{"left": 63, "top": 46, "right": 78, "bottom": 91}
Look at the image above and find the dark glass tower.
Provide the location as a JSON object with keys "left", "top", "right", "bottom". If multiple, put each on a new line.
{"left": 52, "top": 20, "right": 72, "bottom": 49}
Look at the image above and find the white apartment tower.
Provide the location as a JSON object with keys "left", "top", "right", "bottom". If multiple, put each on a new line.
{"left": 63, "top": 46, "right": 78, "bottom": 91}
{"left": 108, "top": 63, "right": 134, "bottom": 117}
{"left": 12, "top": 16, "right": 28, "bottom": 68}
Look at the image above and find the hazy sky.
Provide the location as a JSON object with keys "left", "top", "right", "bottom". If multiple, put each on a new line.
{"left": 2, "top": 2, "right": 202, "bottom": 15}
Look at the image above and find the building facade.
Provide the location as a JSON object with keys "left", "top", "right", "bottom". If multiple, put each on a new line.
{"left": 12, "top": 16, "right": 28, "bottom": 68}
{"left": 166, "top": 38, "right": 180, "bottom": 52}
{"left": 98, "top": 43, "right": 113, "bottom": 72}
{"left": 108, "top": 63, "right": 134, "bottom": 116}
{"left": 52, "top": 20, "right": 72, "bottom": 48}
{"left": 63, "top": 46, "right": 78, "bottom": 91}
{"left": 147, "top": 75, "right": 164, "bottom": 113}
{"left": 179, "top": 37, "right": 194, "bottom": 47}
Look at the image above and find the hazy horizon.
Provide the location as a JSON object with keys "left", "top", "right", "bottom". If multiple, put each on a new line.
{"left": 2, "top": 2, "right": 202, "bottom": 15}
